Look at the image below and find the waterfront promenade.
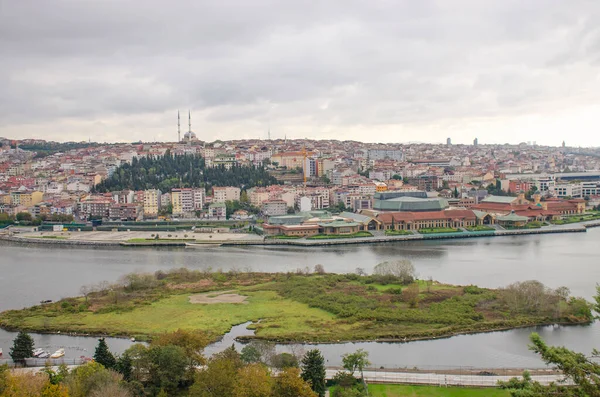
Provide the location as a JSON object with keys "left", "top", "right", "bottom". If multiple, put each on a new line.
{"left": 2, "top": 220, "right": 599, "bottom": 247}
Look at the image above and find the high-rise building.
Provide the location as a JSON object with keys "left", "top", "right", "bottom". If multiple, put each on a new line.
{"left": 171, "top": 188, "right": 204, "bottom": 215}
{"left": 143, "top": 189, "right": 162, "bottom": 217}
{"left": 473, "top": 138, "right": 478, "bottom": 146}
{"left": 446, "top": 137, "right": 452, "bottom": 146}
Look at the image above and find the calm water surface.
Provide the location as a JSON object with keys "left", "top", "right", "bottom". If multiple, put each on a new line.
{"left": 1, "top": 229, "right": 599, "bottom": 367}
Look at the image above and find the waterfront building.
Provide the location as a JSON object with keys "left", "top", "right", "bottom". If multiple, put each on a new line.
{"left": 108, "top": 203, "right": 142, "bottom": 221}
{"left": 376, "top": 209, "right": 478, "bottom": 231}
{"left": 373, "top": 191, "right": 449, "bottom": 212}
{"left": 208, "top": 202, "right": 227, "bottom": 220}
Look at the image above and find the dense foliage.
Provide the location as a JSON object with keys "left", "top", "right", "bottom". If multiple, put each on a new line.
{"left": 18, "top": 141, "right": 101, "bottom": 158}
{"left": 499, "top": 333, "right": 600, "bottom": 396}
{"left": 93, "top": 151, "right": 279, "bottom": 192}
{"left": 9, "top": 331, "right": 34, "bottom": 365}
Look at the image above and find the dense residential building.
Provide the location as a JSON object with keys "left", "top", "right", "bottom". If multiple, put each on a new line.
{"left": 109, "top": 203, "right": 142, "bottom": 221}
{"left": 213, "top": 186, "right": 241, "bottom": 203}
{"left": 208, "top": 202, "right": 226, "bottom": 219}
{"left": 262, "top": 199, "right": 288, "bottom": 216}
{"left": 3, "top": 137, "right": 600, "bottom": 224}
{"left": 143, "top": 189, "right": 162, "bottom": 217}
{"left": 171, "top": 188, "right": 204, "bottom": 215}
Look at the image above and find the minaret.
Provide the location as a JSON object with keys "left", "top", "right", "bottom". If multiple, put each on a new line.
{"left": 188, "top": 110, "right": 192, "bottom": 145}
{"left": 177, "top": 110, "right": 181, "bottom": 143}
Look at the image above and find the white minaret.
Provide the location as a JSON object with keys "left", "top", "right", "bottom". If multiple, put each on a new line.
{"left": 177, "top": 110, "right": 181, "bottom": 143}
{"left": 188, "top": 110, "right": 192, "bottom": 145}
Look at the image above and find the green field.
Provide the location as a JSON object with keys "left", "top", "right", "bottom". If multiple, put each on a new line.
{"left": 0, "top": 270, "right": 591, "bottom": 343}
{"left": 369, "top": 384, "right": 509, "bottom": 397}
{"left": 266, "top": 235, "right": 302, "bottom": 239}
{"left": 307, "top": 231, "right": 373, "bottom": 239}
{"left": 465, "top": 226, "right": 495, "bottom": 232}
{"left": 417, "top": 228, "right": 461, "bottom": 234}
{"left": 385, "top": 230, "right": 413, "bottom": 236}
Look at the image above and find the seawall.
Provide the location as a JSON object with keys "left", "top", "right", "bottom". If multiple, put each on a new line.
{"left": 0, "top": 223, "right": 591, "bottom": 248}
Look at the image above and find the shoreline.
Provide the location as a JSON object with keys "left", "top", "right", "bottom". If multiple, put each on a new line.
{"left": 1, "top": 220, "right": 599, "bottom": 248}
{"left": 1, "top": 317, "right": 592, "bottom": 349}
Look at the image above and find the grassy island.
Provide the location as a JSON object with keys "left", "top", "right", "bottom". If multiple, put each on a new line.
{"left": 0, "top": 269, "right": 592, "bottom": 343}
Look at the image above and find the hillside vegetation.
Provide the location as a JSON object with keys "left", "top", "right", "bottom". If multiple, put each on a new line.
{"left": 94, "top": 151, "right": 279, "bottom": 193}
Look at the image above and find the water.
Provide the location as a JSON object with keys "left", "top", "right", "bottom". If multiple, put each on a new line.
{"left": 1, "top": 229, "right": 600, "bottom": 367}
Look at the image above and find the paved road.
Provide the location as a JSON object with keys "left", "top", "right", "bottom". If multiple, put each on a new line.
{"left": 325, "top": 369, "right": 571, "bottom": 387}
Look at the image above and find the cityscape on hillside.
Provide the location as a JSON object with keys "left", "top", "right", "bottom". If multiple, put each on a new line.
{"left": 1, "top": 131, "right": 600, "bottom": 230}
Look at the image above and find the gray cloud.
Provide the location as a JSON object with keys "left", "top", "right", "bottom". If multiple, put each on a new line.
{"left": 1, "top": 0, "right": 600, "bottom": 145}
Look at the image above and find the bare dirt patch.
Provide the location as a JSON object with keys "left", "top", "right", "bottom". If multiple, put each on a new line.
{"left": 168, "top": 279, "right": 215, "bottom": 290}
{"left": 189, "top": 290, "right": 248, "bottom": 304}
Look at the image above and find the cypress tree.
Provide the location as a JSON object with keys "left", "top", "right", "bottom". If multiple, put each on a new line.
{"left": 93, "top": 337, "right": 116, "bottom": 369}
{"left": 301, "top": 349, "right": 326, "bottom": 397}
{"left": 9, "top": 331, "right": 35, "bottom": 365}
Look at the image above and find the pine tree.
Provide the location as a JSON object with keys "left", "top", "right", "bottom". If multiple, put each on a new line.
{"left": 93, "top": 337, "right": 116, "bottom": 369}
{"left": 9, "top": 331, "right": 35, "bottom": 365}
{"left": 300, "top": 349, "right": 326, "bottom": 397}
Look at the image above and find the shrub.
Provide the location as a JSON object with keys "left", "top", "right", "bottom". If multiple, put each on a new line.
{"left": 464, "top": 285, "right": 486, "bottom": 294}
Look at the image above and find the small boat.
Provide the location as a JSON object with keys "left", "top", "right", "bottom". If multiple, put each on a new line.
{"left": 0, "top": 348, "right": 3, "bottom": 356}
{"left": 38, "top": 351, "right": 50, "bottom": 359}
{"left": 33, "top": 348, "right": 45, "bottom": 357}
{"left": 50, "top": 348, "right": 65, "bottom": 359}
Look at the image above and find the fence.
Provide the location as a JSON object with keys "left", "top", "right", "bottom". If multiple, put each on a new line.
{"left": 0, "top": 357, "right": 90, "bottom": 368}
{"left": 324, "top": 367, "right": 572, "bottom": 387}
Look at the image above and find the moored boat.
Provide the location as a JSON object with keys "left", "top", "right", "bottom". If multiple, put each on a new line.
{"left": 0, "top": 347, "right": 3, "bottom": 356}
{"left": 33, "top": 348, "right": 45, "bottom": 357}
{"left": 50, "top": 348, "right": 65, "bottom": 359}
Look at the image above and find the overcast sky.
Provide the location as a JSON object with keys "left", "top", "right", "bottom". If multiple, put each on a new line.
{"left": 1, "top": 0, "right": 599, "bottom": 146}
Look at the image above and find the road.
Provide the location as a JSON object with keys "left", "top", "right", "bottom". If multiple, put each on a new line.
{"left": 325, "top": 369, "right": 571, "bottom": 387}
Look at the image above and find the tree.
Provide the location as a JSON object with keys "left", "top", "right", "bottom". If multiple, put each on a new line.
{"left": 232, "top": 363, "right": 272, "bottom": 397}
{"left": 342, "top": 349, "right": 370, "bottom": 392}
{"left": 272, "top": 367, "right": 317, "bottom": 397}
{"left": 373, "top": 260, "right": 415, "bottom": 284}
{"left": 146, "top": 345, "right": 189, "bottom": 395}
{"left": 64, "top": 361, "right": 126, "bottom": 397}
{"left": 93, "top": 338, "right": 116, "bottom": 369}
{"left": 500, "top": 333, "right": 600, "bottom": 396}
{"left": 9, "top": 331, "right": 35, "bottom": 365}
{"left": 240, "top": 344, "right": 262, "bottom": 364}
{"left": 301, "top": 349, "right": 326, "bottom": 397}
{"left": 151, "top": 328, "right": 209, "bottom": 367}
{"left": 15, "top": 212, "right": 32, "bottom": 222}
{"left": 189, "top": 346, "right": 243, "bottom": 397}
{"left": 314, "top": 264, "right": 326, "bottom": 275}
{"left": 271, "top": 353, "right": 298, "bottom": 370}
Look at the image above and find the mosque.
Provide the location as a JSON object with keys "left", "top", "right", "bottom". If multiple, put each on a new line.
{"left": 178, "top": 110, "right": 199, "bottom": 144}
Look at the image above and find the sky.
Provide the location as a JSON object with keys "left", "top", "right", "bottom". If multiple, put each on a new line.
{"left": 1, "top": 0, "right": 599, "bottom": 146}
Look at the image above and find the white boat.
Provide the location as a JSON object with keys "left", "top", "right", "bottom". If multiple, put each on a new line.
{"left": 38, "top": 351, "right": 50, "bottom": 359}
{"left": 50, "top": 348, "right": 65, "bottom": 359}
{"left": 0, "top": 347, "right": 3, "bottom": 356}
{"left": 33, "top": 348, "right": 45, "bottom": 357}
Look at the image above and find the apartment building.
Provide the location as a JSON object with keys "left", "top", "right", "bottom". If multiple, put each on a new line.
{"left": 171, "top": 188, "right": 205, "bottom": 215}
{"left": 213, "top": 186, "right": 241, "bottom": 203}
{"left": 143, "top": 189, "right": 162, "bottom": 217}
